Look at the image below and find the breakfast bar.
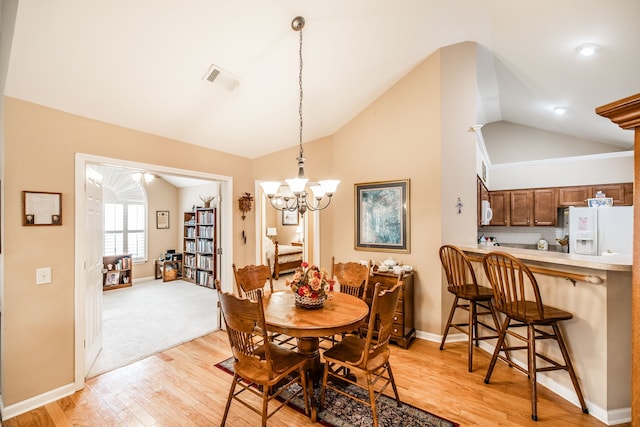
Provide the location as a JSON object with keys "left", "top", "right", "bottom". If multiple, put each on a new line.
{"left": 455, "top": 244, "right": 631, "bottom": 426}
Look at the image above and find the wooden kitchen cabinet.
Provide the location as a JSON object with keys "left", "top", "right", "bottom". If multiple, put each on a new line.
{"left": 533, "top": 189, "right": 557, "bottom": 225}
{"left": 590, "top": 184, "right": 628, "bottom": 206}
{"left": 557, "top": 183, "right": 633, "bottom": 207}
{"left": 509, "top": 190, "right": 532, "bottom": 226}
{"left": 363, "top": 271, "right": 415, "bottom": 348}
{"left": 509, "top": 189, "right": 557, "bottom": 226}
{"left": 488, "top": 191, "right": 509, "bottom": 226}
{"left": 558, "top": 186, "right": 590, "bottom": 207}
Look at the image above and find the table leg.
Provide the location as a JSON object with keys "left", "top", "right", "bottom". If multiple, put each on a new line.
{"left": 296, "top": 337, "right": 321, "bottom": 383}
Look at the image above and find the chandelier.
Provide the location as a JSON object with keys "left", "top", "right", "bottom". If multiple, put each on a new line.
{"left": 260, "top": 16, "right": 339, "bottom": 216}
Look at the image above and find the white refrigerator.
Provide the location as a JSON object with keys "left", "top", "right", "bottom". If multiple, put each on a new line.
{"left": 568, "top": 206, "right": 633, "bottom": 256}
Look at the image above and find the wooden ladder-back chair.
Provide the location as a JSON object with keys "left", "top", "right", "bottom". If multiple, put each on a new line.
{"left": 233, "top": 260, "right": 274, "bottom": 300}
{"left": 217, "top": 288, "right": 310, "bottom": 427}
{"left": 325, "top": 257, "right": 373, "bottom": 345}
{"left": 233, "top": 260, "right": 295, "bottom": 348}
{"left": 320, "top": 282, "right": 403, "bottom": 427}
{"left": 482, "top": 251, "right": 588, "bottom": 421}
{"left": 439, "top": 244, "right": 504, "bottom": 372}
{"left": 331, "top": 257, "right": 371, "bottom": 299}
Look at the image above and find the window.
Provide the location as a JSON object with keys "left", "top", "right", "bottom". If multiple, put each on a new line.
{"left": 91, "top": 165, "right": 148, "bottom": 262}
{"left": 104, "top": 202, "right": 146, "bottom": 260}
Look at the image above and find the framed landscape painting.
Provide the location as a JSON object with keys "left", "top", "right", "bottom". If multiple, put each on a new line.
{"left": 355, "top": 179, "right": 410, "bottom": 253}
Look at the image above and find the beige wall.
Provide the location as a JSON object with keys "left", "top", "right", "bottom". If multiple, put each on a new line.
{"left": 2, "top": 97, "right": 252, "bottom": 406}
{"left": 2, "top": 40, "right": 482, "bottom": 411}
{"left": 141, "top": 176, "right": 180, "bottom": 278}
{"left": 254, "top": 43, "right": 480, "bottom": 336}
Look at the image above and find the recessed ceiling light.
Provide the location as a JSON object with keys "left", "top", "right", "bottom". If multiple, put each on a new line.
{"left": 577, "top": 43, "right": 599, "bottom": 57}
{"left": 553, "top": 106, "right": 568, "bottom": 115}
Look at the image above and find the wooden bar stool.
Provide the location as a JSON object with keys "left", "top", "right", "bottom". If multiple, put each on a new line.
{"left": 439, "top": 244, "right": 503, "bottom": 372}
{"left": 482, "top": 251, "right": 588, "bottom": 421}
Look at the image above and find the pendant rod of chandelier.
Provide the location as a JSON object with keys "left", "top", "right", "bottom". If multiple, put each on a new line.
{"left": 260, "top": 16, "right": 339, "bottom": 216}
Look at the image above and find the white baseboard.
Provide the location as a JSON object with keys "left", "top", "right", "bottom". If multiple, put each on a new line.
{"left": 414, "top": 329, "right": 631, "bottom": 426}
{"left": 2, "top": 382, "right": 76, "bottom": 421}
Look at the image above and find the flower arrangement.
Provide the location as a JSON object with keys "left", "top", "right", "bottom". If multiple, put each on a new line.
{"left": 286, "top": 262, "right": 334, "bottom": 304}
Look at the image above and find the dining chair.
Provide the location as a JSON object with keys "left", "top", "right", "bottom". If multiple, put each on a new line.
{"left": 482, "top": 251, "right": 588, "bottom": 421}
{"left": 319, "top": 282, "right": 403, "bottom": 427}
{"left": 217, "top": 288, "right": 310, "bottom": 427}
{"left": 233, "top": 260, "right": 296, "bottom": 348}
{"left": 232, "top": 260, "right": 274, "bottom": 300}
{"left": 331, "top": 257, "right": 371, "bottom": 299}
{"left": 439, "top": 244, "right": 504, "bottom": 372}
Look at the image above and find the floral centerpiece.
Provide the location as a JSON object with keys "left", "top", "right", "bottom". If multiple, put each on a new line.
{"left": 286, "top": 262, "right": 334, "bottom": 309}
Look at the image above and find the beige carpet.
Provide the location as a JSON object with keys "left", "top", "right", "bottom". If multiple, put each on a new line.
{"left": 87, "top": 279, "right": 218, "bottom": 378}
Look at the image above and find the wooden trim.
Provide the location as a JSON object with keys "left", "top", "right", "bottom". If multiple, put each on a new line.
{"left": 466, "top": 255, "right": 603, "bottom": 284}
{"left": 595, "top": 92, "right": 640, "bottom": 130}
{"left": 597, "top": 93, "right": 640, "bottom": 426}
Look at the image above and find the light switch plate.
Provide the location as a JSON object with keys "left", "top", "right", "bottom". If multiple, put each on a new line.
{"left": 36, "top": 267, "right": 51, "bottom": 285}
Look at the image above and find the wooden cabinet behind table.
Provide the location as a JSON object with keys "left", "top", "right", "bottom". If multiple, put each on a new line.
{"left": 362, "top": 271, "right": 415, "bottom": 349}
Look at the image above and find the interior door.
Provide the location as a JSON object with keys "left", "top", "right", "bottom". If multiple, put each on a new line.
{"left": 84, "top": 167, "right": 104, "bottom": 375}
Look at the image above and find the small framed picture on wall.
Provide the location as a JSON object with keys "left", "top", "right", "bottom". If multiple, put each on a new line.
{"left": 282, "top": 209, "right": 299, "bottom": 226}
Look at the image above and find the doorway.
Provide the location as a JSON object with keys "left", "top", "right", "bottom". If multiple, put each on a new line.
{"left": 74, "top": 153, "right": 234, "bottom": 389}
{"left": 254, "top": 182, "right": 321, "bottom": 269}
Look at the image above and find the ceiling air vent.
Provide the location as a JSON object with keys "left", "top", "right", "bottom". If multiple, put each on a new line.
{"left": 203, "top": 64, "right": 240, "bottom": 91}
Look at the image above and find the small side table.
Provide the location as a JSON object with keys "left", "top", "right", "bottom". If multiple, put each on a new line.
{"left": 290, "top": 241, "right": 303, "bottom": 247}
{"left": 155, "top": 259, "right": 182, "bottom": 282}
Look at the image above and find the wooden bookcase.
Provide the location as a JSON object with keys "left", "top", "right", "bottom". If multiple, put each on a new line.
{"left": 102, "top": 254, "right": 133, "bottom": 291}
{"left": 182, "top": 208, "right": 216, "bottom": 288}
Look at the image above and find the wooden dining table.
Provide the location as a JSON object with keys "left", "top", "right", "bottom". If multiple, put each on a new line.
{"left": 262, "top": 291, "right": 369, "bottom": 382}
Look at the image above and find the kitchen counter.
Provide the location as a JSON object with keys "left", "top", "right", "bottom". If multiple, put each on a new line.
{"left": 453, "top": 243, "right": 631, "bottom": 424}
{"left": 459, "top": 243, "right": 631, "bottom": 272}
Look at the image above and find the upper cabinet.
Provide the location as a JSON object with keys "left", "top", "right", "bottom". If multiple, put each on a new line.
{"left": 532, "top": 189, "right": 557, "bottom": 226}
{"left": 488, "top": 191, "right": 509, "bottom": 226}
{"left": 509, "top": 190, "right": 532, "bottom": 226}
{"left": 557, "top": 183, "right": 633, "bottom": 207}
{"left": 479, "top": 182, "right": 631, "bottom": 227}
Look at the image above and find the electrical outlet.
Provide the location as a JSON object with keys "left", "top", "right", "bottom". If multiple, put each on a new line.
{"left": 36, "top": 267, "right": 51, "bottom": 285}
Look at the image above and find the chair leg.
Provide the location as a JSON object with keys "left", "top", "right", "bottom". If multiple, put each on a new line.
{"left": 386, "top": 363, "right": 402, "bottom": 407}
{"left": 484, "top": 316, "right": 510, "bottom": 384}
{"left": 468, "top": 300, "right": 475, "bottom": 372}
{"left": 221, "top": 373, "right": 238, "bottom": 426}
{"left": 487, "top": 300, "right": 512, "bottom": 365}
{"left": 553, "top": 323, "right": 589, "bottom": 414}
{"left": 261, "top": 385, "right": 270, "bottom": 427}
{"left": 319, "top": 361, "right": 330, "bottom": 410}
{"left": 528, "top": 324, "right": 538, "bottom": 421}
{"left": 366, "top": 373, "right": 379, "bottom": 427}
{"left": 440, "top": 296, "right": 459, "bottom": 350}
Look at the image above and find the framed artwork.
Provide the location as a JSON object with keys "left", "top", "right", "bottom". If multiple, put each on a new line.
{"left": 105, "top": 271, "right": 120, "bottom": 286}
{"left": 22, "top": 191, "right": 62, "bottom": 226}
{"left": 355, "top": 179, "right": 410, "bottom": 253}
{"left": 282, "top": 209, "right": 299, "bottom": 226}
{"left": 156, "top": 210, "right": 170, "bottom": 229}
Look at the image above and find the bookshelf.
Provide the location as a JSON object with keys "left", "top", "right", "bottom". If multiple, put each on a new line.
{"left": 183, "top": 208, "right": 216, "bottom": 288}
{"left": 103, "top": 254, "right": 133, "bottom": 291}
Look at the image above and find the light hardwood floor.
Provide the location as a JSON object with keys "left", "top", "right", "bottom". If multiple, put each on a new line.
{"left": 4, "top": 330, "right": 621, "bottom": 427}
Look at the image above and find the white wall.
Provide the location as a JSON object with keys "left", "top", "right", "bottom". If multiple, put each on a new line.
{"left": 489, "top": 151, "right": 633, "bottom": 190}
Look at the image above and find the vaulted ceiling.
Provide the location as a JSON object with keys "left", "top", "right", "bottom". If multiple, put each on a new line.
{"left": 4, "top": 1, "right": 639, "bottom": 159}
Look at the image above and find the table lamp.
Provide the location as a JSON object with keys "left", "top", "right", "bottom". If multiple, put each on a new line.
{"left": 295, "top": 225, "right": 303, "bottom": 242}
{"left": 267, "top": 227, "right": 277, "bottom": 242}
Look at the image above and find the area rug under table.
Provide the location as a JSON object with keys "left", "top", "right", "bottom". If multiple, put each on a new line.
{"left": 215, "top": 357, "right": 458, "bottom": 427}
